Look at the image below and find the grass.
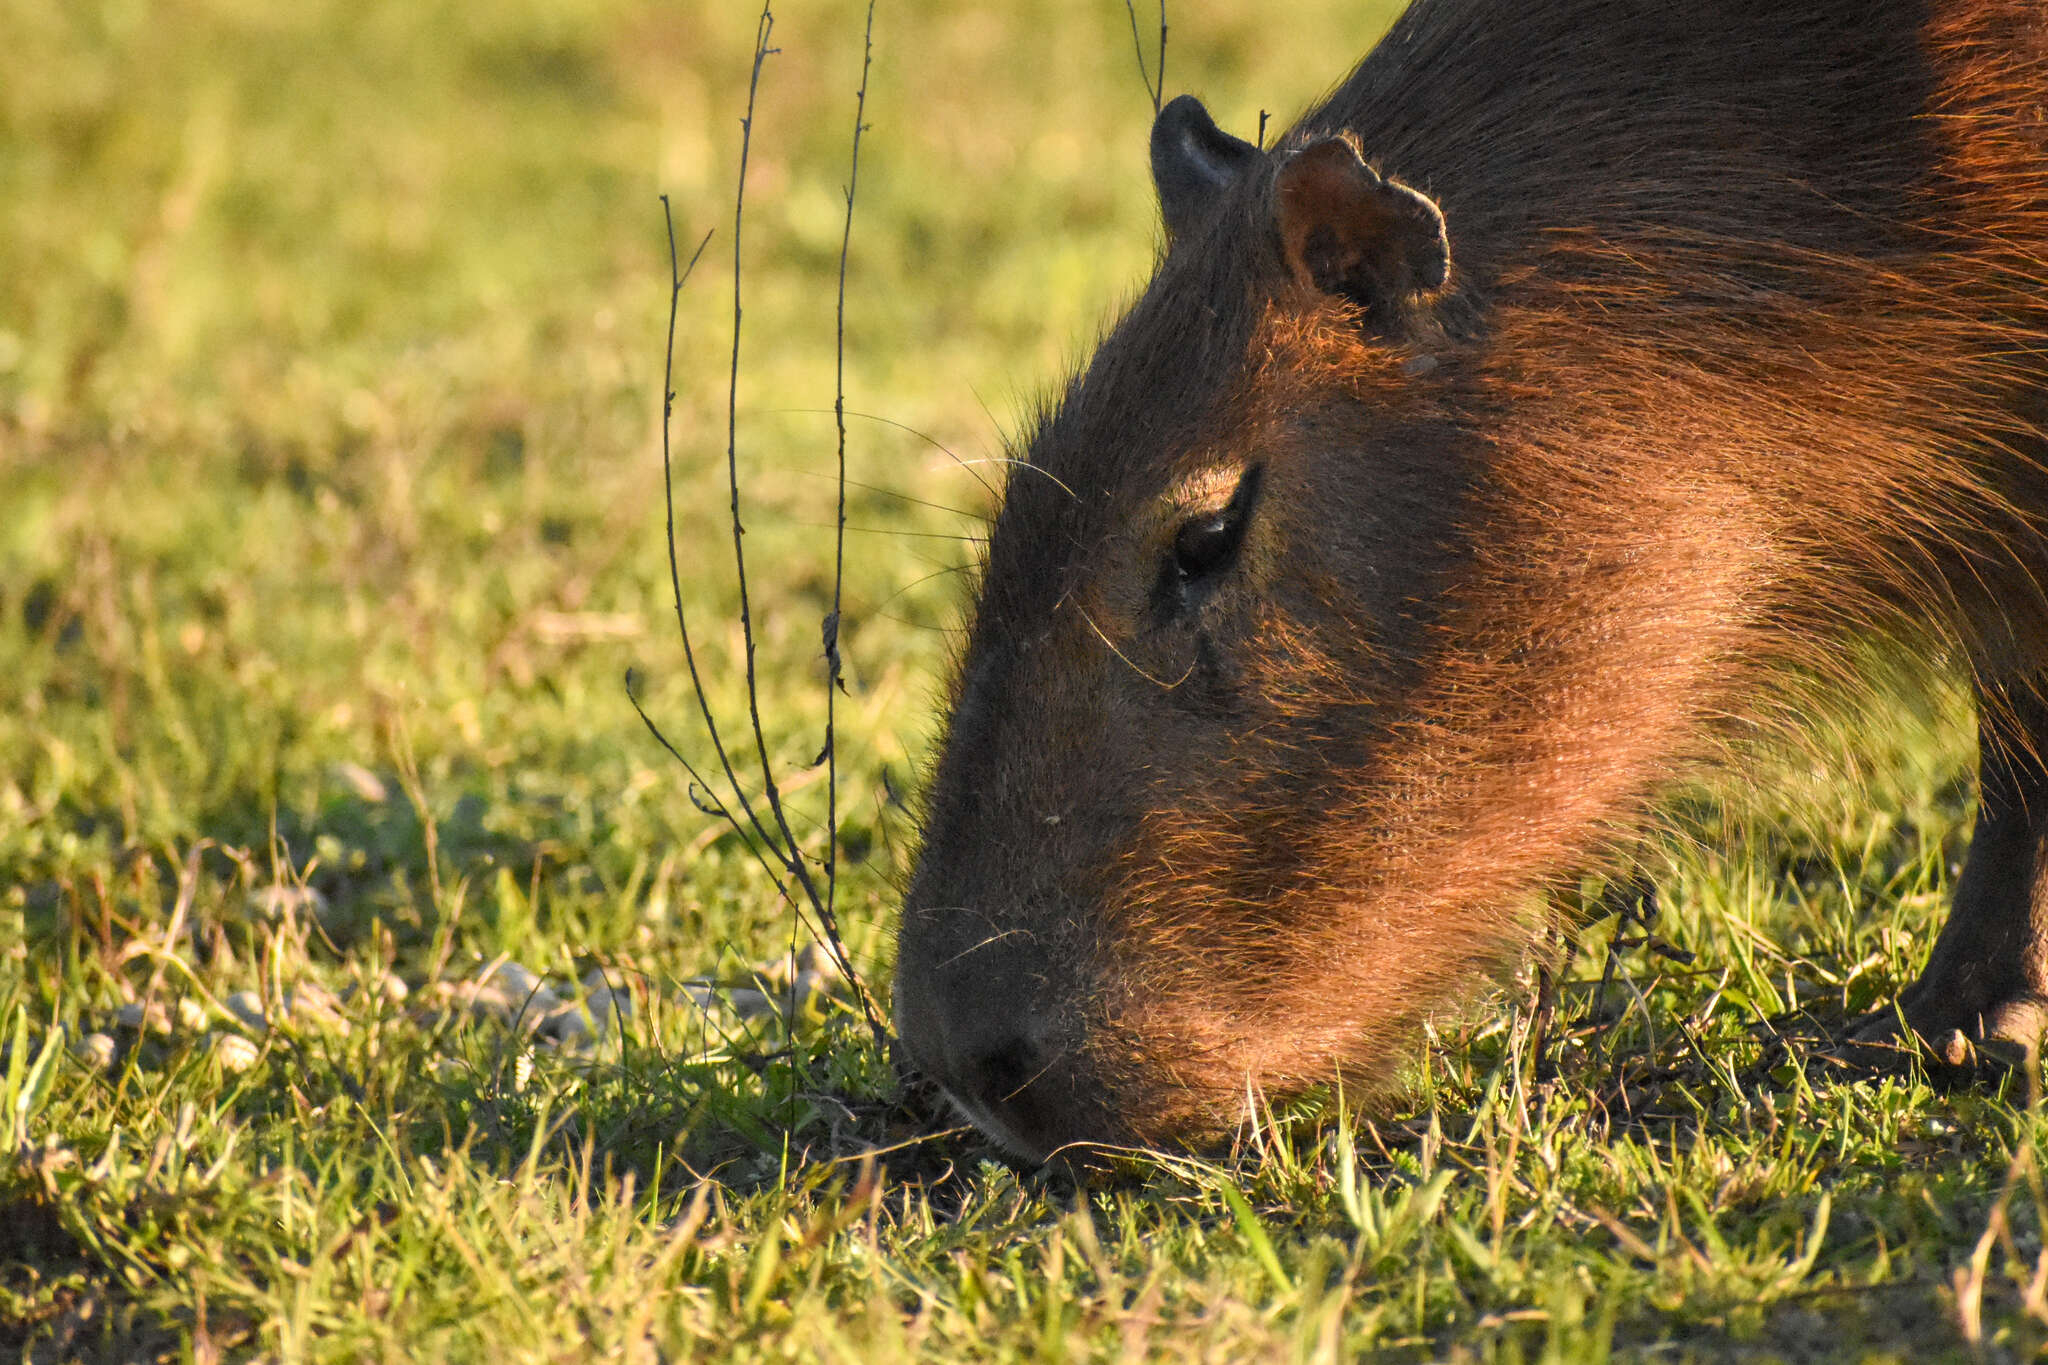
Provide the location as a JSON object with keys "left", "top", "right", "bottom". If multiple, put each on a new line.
{"left": 4, "top": 0, "right": 2048, "bottom": 1359}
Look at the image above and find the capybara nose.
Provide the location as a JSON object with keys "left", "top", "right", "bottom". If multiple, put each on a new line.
{"left": 939, "top": 1021, "right": 1069, "bottom": 1159}
{"left": 952, "top": 1032, "right": 1046, "bottom": 1115}
{"left": 894, "top": 954, "right": 1074, "bottom": 1159}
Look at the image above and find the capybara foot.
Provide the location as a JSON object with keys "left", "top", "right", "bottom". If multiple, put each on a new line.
{"left": 1845, "top": 990, "right": 2048, "bottom": 1070}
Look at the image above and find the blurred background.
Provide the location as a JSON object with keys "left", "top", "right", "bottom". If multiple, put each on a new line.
{"left": 0, "top": 0, "right": 1403, "bottom": 985}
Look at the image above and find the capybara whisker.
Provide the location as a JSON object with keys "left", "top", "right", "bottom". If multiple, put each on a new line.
{"left": 1072, "top": 601, "right": 1198, "bottom": 691}
{"left": 938, "top": 927, "right": 1036, "bottom": 968}
{"left": 953, "top": 458, "right": 1084, "bottom": 503}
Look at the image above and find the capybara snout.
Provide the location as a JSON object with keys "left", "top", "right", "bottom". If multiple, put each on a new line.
{"left": 899, "top": 0, "right": 2048, "bottom": 1158}
{"left": 893, "top": 905, "right": 1114, "bottom": 1159}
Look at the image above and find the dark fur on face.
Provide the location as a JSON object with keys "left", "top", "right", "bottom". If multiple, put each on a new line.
{"left": 896, "top": 0, "right": 2048, "bottom": 1160}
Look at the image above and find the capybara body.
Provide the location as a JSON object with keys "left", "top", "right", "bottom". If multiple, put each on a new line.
{"left": 893, "top": 0, "right": 2048, "bottom": 1160}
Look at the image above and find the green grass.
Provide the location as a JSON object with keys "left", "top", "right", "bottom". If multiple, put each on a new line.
{"left": 4, "top": 0, "right": 2048, "bottom": 1359}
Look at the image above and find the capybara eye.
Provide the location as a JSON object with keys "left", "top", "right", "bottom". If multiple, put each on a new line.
{"left": 1173, "top": 510, "right": 1243, "bottom": 579}
{"left": 1172, "top": 465, "right": 1263, "bottom": 584}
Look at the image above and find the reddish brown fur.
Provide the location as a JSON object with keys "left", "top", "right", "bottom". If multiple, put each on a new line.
{"left": 894, "top": 0, "right": 2048, "bottom": 1159}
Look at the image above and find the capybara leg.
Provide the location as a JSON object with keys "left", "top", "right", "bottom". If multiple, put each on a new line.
{"left": 1866, "top": 683, "right": 2048, "bottom": 1066}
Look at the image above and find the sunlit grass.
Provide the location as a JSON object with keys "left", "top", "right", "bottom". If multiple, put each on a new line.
{"left": 5, "top": 0, "right": 2047, "bottom": 1359}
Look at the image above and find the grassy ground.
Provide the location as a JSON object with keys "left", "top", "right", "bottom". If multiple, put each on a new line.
{"left": 5, "top": 0, "right": 2048, "bottom": 1359}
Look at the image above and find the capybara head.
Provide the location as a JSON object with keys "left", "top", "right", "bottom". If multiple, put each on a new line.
{"left": 892, "top": 88, "right": 1781, "bottom": 1159}
{"left": 885, "top": 0, "right": 2048, "bottom": 1159}
{"left": 895, "top": 96, "right": 1495, "bottom": 1159}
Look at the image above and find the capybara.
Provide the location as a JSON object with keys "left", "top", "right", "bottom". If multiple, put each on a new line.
{"left": 892, "top": 0, "right": 2048, "bottom": 1160}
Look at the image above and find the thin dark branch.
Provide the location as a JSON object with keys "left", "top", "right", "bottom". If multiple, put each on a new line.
{"left": 652, "top": 6, "right": 893, "bottom": 1067}
{"left": 647, "top": 203, "right": 851, "bottom": 973}
{"left": 724, "top": 5, "right": 799, "bottom": 861}
{"left": 721, "top": 4, "right": 833, "bottom": 929}
{"left": 825, "top": 0, "right": 891, "bottom": 1055}
{"left": 1157, "top": 1, "right": 1168, "bottom": 113}
{"left": 655, "top": 202, "right": 785, "bottom": 866}
{"left": 626, "top": 672, "right": 792, "bottom": 909}
{"left": 1122, "top": 0, "right": 1165, "bottom": 114}
{"left": 628, "top": 675, "right": 859, "bottom": 1006}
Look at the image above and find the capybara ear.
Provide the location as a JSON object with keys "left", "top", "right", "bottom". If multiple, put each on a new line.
{"left": 1274, "top": 136, "right": 1450, "bottom": 317}
{"left": 1151, "top": 94, "right": 1264, "bottom": 241}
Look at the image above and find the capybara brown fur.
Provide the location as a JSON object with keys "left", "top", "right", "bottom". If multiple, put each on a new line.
{"left": 892, "top": 0, "right": 2048, "bottom": 1160}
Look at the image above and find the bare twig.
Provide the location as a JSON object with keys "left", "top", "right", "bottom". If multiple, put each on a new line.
{"left": 627, "top": 673, "right": 793, "bottom": 907}
{"left": 821, "top": 0, "right": 893, "bottom": 1056}
{"left": 1157, "top": 1, "right": 1168, "bottom": 111}
{"left": 712, "top": 5, "right": 881, "bottom": 1032}
{"left": 651, "top": 207, "right": 791, "bottom": 885}
{"left": 724, "top": 6, "right": 802, "bottom": 876}
{"left": 645, "top": 3, "right": 891, "bottom": 1076}
{"left": 1122, "top": 0, "right": 1168, "bottom": 114}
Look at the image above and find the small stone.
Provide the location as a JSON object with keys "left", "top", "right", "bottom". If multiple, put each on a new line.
{"left": 727, "top": 988, "right": 775, "bottom": 1021}
{"left": 538, "top": 986, "right": 629, "bottom": 1048}
{"left": 207, "top": 1032, "right": 261, "bottom": 1073}
{"left": 482, "top": 961, "right": 543, "bottom": 998}
{"left": 584, "top": 986, "right": 630, "bottom": 1030}
{"left": 539, "top": 1005, "right": 592, "bottom": 1047}
{"left": 115, "top": 1001, "right": 171, "bottom": 1036}
{"left": 222, "top": 991, "right": 269, "bottom": 1032}
{"left": 176, "top": 998, "right": 208, "bottom": 1032}
{"left": 463, "top": 983, "right": 511, "bottom": 1023}
{"left": 74, "top": 1032, "right": 118, "bottom": 1070}
{"left": 514, "top": 983, "right": 559, "bottom": 1022}
{"left": 469, "top": 963, "right": 558, "bottom": 1028}
{"left": 580, "top": 966, "right": 618, "bottom": 995}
